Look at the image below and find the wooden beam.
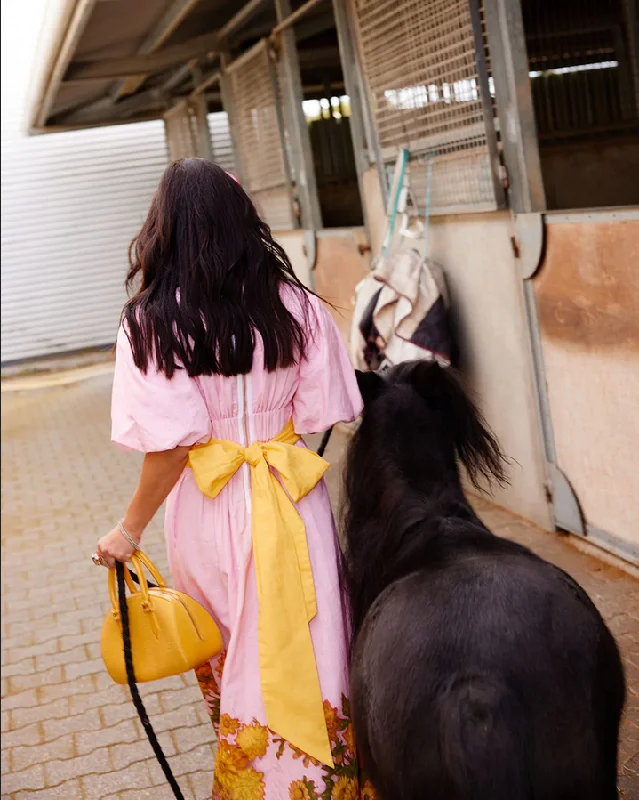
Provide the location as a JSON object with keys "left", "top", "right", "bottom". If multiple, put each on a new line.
{"left": 44, "top": 0, "right": 334, "bottom": 131}
{"left": 218, "top": 0, "right": 271, "bottom": 42}
{"left": 112, "top": 0, "right": 203, "bottom": 100}
{"left": 191, "top": 70, "right": 221, "bottom": 98}
{"left": 31, "top": 112, "right": 164, "bottom": 135}
{"left": 56, "top": 86, "right": 165, "bottom": 125}
{"left": 37, "top": 0, "right": 99, "bottom": 126}
{"left": 65, "top": 30, "right": 220, "bottom": 81}
{"left": 160, "top": 64, "right": 193, "bottom": 94}
{"left": 270, "top": 0, "right": 328, "bottom": 39}
{"left": 112, "top": 0, "right": 274, "bottom": 99}
{"left": 56, "top": 59, "right": 195, "bottom": 126}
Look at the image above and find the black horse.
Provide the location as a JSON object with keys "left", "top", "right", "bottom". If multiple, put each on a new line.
{"left": 343, "top": 361, "right": 625, "bottom": 800}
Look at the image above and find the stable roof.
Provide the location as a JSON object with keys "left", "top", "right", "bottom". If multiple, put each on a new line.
{"left": 28, "top": 0, "right": 341, "bottom": 133}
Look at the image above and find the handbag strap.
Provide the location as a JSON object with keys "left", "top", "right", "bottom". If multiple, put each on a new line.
{"left": 115, "top": 562, "right": 185, "bottom": 800}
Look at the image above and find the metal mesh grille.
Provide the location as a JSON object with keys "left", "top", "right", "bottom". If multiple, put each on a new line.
{"left": 227, "top": 44, "right": 289, "bottom": 194}
{"left": 353, "top": 0, "right": 498, "bottom": 211}
{"left": 164, "top": 105, "right": 198, "bottom": 161}
{"left": 226, "top": 43, "right": 294, "bottom": 229}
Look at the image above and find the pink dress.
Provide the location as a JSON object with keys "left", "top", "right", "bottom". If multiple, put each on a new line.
{"left": 111, "top": 290, "right": 370, "bottom": 800}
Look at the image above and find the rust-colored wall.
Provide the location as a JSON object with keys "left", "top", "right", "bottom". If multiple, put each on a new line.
{"left": 534, "top": 217, "right": 639, "bottom": 547}
{"left": 313, "top": 231, "right": 370, "bottom": 343}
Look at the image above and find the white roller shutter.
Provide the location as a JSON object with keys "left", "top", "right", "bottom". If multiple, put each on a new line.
{"left": 1, "top": 121, "right": 168, "bottom": 364}
{"left": 1, "top": 0, "right": 170, "bottom": 364}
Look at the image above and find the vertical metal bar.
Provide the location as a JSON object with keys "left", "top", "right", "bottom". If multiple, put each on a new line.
{"left": 345, "top": 0, "right": 389, "bottom": 210}
{"left": 522, "top": 278, "right": 557, "bottom": 465}
{"left": 266, "top": 47, "right": 298, "bottom": 227}
{"left": 219, "top": 52, "right": 245, "bottom": 185}
{"left": 189, "top": 66, "right": 214, "bottom": 160}
{"left": 274, "top": 0, "right": 323, "bottom": 230}
{"left": 332, "top": 0, "right": 371, "bottom": 235}
{"left": 483, "top": 0, "right": 546, "bottom": 213}
{"left": 468, "top": 0, "right": 506, "bottom": 209}
{"left": 163, "top": 116, "right": 174, "bottom": 161}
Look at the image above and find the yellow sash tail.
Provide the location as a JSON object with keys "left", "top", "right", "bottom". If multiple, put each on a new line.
{"left": 188, "top": 419, "right": 333, "bottom": 766}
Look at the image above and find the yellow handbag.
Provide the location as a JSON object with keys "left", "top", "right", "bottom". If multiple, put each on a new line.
{"left": 101, "top": 551, "right": 223, "bottom": 684}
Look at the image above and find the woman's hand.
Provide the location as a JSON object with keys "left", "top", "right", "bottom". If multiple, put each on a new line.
{"left": 94, "top": 447, "right": 189, "bottom": 570}
{"left": 97, "top": 525, "right": 140, "bottom": 569}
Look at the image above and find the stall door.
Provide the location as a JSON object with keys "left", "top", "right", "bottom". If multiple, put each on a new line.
{"left": 533, "top": 211, "right": 639, "bottom": 562}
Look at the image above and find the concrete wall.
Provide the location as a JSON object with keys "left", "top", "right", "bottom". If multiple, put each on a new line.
{"left": 275, "top": 230, "right": 311, "bottom": 288}
{"left": 313, "top": 230, "right": 370, "bottom": 342}
{"left": 277, "top": 228, "right": 370, "bottom": 340}
{"left": 426, "top": 214, "right": 551, "bottom": 528}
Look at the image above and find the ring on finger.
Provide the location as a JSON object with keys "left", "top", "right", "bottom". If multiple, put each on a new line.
{"left": 91, "top": 552, "right": 107, "bottom": 567}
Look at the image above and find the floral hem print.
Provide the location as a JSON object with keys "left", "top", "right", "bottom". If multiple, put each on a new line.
{"left": 195, "top": 659, "right": 378, "bottom": 800}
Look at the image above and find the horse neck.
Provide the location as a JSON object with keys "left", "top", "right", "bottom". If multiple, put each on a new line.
{"left": 345, "top": 465, "right": 479, "bottom": 635}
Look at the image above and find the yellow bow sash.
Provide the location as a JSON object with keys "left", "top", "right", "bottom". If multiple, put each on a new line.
{"left": 188, "top": 420, "right": 333, "bottom": 766}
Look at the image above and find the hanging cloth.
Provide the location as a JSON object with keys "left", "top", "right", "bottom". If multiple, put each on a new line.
{"left": 350, "top": 151, "right": 455, "bottom": 370}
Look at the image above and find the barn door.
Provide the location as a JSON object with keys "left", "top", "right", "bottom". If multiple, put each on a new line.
{"left": 532, "top": 211, "right": 639, "bottom": 564}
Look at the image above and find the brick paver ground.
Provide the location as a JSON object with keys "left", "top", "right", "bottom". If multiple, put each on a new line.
{"left": 2, "top": 370, "right": 638, "bottom": 799}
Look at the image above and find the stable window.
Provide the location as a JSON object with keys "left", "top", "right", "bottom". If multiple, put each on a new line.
{"left": 520, "top": 0, "right": 639, "bottom": 209}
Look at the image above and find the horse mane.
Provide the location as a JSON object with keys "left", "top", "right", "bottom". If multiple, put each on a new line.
{"left": 341, "top": 362, "right": 510, "bottom": 638}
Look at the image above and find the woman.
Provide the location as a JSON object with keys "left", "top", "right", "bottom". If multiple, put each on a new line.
{"left": 96, "top": 159, "right": 367, "bottom": 799}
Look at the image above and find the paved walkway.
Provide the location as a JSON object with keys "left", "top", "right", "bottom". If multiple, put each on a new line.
{"left": 1, "top": 370, "right": 638, "bottom": 799}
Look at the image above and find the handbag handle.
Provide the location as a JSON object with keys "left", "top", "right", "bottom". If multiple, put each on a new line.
{"left": 108, "top": 552, "right": 166, "bottom": 617}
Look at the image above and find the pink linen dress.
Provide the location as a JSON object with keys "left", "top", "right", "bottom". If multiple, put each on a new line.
{"left": 111, "top": 290, "right": 370, "bottom": 800}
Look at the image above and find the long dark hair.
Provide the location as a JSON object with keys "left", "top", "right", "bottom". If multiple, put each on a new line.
{"left": 123, "top": 158, "right": 311, "bottom": 378}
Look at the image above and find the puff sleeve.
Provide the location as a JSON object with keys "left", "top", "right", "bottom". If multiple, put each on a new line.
{"left": 111, "top": 325, "right": 211, "bottom": 453}
{"left": 292, "top": 294, "right": 363, "bottom": 435}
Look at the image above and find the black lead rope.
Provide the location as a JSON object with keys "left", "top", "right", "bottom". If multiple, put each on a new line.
{"left": 317, "top": 426, "right": 333, "bottom": 458}
{"left": 115, "top": 562, "right": 185, "bottom": 799}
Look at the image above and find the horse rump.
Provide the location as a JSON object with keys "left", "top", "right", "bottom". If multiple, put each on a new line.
{"left": 344, "top": 361, "right": 625, "bottom": 800}
{"left": 350, "top": 568, "right": 625, "bottom": 800}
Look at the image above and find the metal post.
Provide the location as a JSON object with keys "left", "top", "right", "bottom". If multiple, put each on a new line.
{"left": 267, "top": 46, "right": 298, "bottom": 227}
{"left": 468, "top": 0, "right": 506, "bottom": 209}
{"left": 189, "top": 66, "right": 214, "bottom": 160}
{"left": 274, "top": 0, "right": 323, "bottom": 230}
{"left": 219, "top": 52, "right": 245, "bottom": 184}
{"left": 332, "top": 0, "right": 372, "bottom": 234}
{"left": 343, "top": 0, "right": 388, "bottom": 209}
{"left": 483, "top": 0, "right": 546, "bottom": 213}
